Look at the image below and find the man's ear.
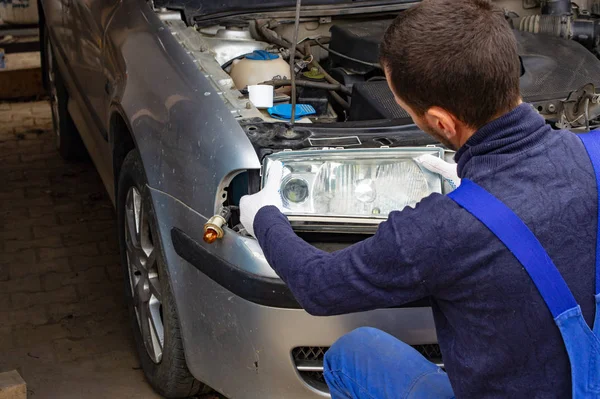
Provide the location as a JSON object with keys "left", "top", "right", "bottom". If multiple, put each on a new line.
{"left": 423, "top": 106, "right": 458, "bottom": 142}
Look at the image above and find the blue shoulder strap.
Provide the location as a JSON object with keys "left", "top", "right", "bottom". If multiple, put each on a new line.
{"left": 578, "top": 131, "right": 600, "bottom": 335}
{"left": 578, "top": 130, "right": 600, "bottom": 296}
{"left": 448, "top": 180, "right": 578, "bottom": 318}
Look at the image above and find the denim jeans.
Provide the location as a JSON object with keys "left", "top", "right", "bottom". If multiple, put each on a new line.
{"left": 324, "top": 327, "right": 455, "bottom": 399}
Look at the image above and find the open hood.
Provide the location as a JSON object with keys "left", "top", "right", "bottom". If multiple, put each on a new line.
{"left": 156, "top": 0, "right": 415, "bottom": 23}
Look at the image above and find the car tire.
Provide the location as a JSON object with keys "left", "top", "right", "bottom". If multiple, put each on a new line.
{"left": 42, "top": 25, "right": 87, "bottom": 161}
{"left": 117, "top": 150, "right": 207, "bottom": 399}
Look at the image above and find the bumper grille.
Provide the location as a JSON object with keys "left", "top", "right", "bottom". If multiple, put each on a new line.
{"left": 292, "top": 344, "right": 443, "bottom": 392}
{"left": 293, "top": 346, "right": 327, "bottom": 362}
{"left": 292, "top": 347, "right": 328, "bottom": 387}
{"left": 416, "top": 343, "right": 443, "bottom": 363}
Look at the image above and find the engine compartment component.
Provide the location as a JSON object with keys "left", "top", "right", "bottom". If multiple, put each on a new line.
{"left": 517, "top": 0, "right": 600, "bottom": 56}
{"left": 554, "top": 83, "right": 600, "bottom": 130}
{"left": 328, "top": 67, "right": 364, "bottom": 91}
{"left": 328, "top": 21, "right": 388, "bottom": 73}
{"left": 541, "top": 0, "right": 571, "bottom": 15}
{"left": 197, "top": 26, "right": 271, "bottom": 66}
{"left": 297, "top": 86, "right": 329, "bottom": 116}
{"left": 518, "top": 14, "right": 600, "bottom": 53}
{"left": 229, "top": 50, "right": 290, "bottom": 89}
{"left": 349, "top": 81, "right": 411, "bottom": 122}
{"left": 248, "top": 84, "right": 275, "bottom": 108}
{"left": 518, "top": 30, "right": 600, "bottom": 102}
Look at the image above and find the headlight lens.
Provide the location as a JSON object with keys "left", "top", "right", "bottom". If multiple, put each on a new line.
{"left": 263, "top": 148, "right": 444, "bottom": 220}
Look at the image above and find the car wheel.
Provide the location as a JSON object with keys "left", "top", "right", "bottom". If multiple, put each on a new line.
{"left": 117, "top": 150, "right": 207, "bottom": 398}
{"left": 43, "top": 25, "right": 87, "bottom": 160}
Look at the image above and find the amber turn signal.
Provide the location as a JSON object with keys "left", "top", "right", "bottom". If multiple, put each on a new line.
{"left": 203, "top": 228, "right": 220, "bottom": 244}
{"left": 202, "top": 214, "right": 226, "bottom": 244}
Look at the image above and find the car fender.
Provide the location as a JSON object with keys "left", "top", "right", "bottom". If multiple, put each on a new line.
{"left": 106, "top": 0, "right": 261, "bottom": 218}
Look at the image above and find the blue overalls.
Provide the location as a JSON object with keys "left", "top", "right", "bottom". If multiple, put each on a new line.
{"left": 447, "top": 130, "right": 600, "bottom": 398}
{"left": 324, "top": 132, "right": 600, "bottom": 398}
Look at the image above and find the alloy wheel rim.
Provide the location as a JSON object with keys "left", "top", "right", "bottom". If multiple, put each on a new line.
{"left": 46, "top": 40, "right": 61, "bottom": 149}
{"left": 125, "top": 186, "right": 164, "bottom": 364}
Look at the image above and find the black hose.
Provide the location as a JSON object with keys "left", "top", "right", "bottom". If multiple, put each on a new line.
{"left": 518, "top": 14, "right": 570, "bottom": 38}
{"left": 256, "top": 20, "right": 304, "bottom": 59}
{"left": 257, "top": 20, "right": 292, "bottom": 49}
{"left": 262, "top": 79, "right": 352, "bottom": 95}
{"left": 311, "top": 58, "right": 340, "bottom": 86}
{"left": 330, "top": 91, "right": 350, "bottom": 110}
{"left": 221, "top": 53, "right": 252, "bottom": 70}
{"left": 314, "top": 38, "right": 382, "bottom": 69}
{"left": 303, "top": 41, "right": 352, "bottom": 112}
{"left": 367, "top": 76, "right": 387, "bottom": 82}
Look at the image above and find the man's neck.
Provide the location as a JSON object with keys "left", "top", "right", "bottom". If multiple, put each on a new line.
{"left": 456, "top": 99, "right": 524, "bottom": 149}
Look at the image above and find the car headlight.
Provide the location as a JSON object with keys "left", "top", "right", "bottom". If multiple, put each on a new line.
{"left": 262, "top": 148, "right": 444, "bottom": 230}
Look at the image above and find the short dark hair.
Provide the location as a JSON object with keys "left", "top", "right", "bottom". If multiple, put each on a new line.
{"left": 380, "top": 0, "right": 521, "bottom": 128}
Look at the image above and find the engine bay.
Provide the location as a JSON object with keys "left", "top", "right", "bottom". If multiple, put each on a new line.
{"left": 161, "top": 0, "right": 600, "bottom": 138}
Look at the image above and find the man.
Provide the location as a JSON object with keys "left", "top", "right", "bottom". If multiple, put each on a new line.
{"left": 240, "top": 0, "right": 599, "bottom": 397}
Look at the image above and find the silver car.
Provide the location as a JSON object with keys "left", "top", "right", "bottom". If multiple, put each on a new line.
{"left": 38, "top": 0, "right": 600, "bottom": 396}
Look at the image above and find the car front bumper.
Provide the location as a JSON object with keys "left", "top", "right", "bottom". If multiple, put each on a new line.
{"left": 150, "top": 187, "right": 438, "bottom": 399}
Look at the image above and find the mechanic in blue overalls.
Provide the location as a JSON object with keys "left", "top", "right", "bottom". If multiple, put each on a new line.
{"left": 239, "top": 0, "right": 600, "bottom": 397}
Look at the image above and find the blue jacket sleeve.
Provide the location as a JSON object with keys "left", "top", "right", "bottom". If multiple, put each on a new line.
{"left": 253, "top": 195, "right": 451, "bottom": 316}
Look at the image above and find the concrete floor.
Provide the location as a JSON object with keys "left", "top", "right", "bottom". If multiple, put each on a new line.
{"left": 0, "top": 101, "right": 163, "bottom": 398}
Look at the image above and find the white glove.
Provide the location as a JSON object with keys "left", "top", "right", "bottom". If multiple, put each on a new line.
{"left": 414, "top": 154, "right": 461, "bottom": 190}
{"left": 239, "top": 161, "right": 284, "bottom": 238}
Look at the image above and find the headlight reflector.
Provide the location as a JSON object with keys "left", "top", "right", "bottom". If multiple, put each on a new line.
{"left": 282, "top": 177, "right": 310, "bottom": 204}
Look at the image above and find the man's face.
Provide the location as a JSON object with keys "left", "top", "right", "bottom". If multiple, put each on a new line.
{"left": 393, "top": 96, "right": 458, "bottom": 151}
{"left": 384, "top": 69, "right": 458, "bottom": 151}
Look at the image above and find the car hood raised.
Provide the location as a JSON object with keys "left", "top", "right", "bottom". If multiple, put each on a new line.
{"left": 156, "top": 0, "right": 411, "bottom": 22}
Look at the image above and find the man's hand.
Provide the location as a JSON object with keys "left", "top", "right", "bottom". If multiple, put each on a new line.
{"left": 239, "top": 161, "right": 284, "bottom": 237}
{"left": 414, "top": 154, "right": 461, "bottom": 189}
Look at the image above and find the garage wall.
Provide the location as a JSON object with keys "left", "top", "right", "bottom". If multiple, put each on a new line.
{"left": 0, "top": 0, "right": 39, "bottom": 24}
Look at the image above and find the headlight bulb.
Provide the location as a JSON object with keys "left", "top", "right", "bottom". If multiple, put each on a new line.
{"left": 281, "top": 177, "right": 309, "bottom": 204}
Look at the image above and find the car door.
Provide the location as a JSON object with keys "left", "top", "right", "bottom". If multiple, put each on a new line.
{"left": 63, "top": 0, "right": 121, "bottom": 189}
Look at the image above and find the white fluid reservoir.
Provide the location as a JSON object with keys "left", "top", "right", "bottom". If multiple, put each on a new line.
{"left": 229, "top": 50, "right": 290, "bottom": 90}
